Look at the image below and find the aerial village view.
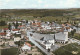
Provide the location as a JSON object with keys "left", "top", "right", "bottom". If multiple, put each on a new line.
{"left": 0, "top": 0, "right": 80, "bottom": 55}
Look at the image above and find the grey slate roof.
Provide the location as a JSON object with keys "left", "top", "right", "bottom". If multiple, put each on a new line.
{"left": 33, "top": 33, "right": 54, "bottom": 41}
{"left": 55, "top": 32, "right": 66, "bottom": 41}
{"left": 33, "top": 32, "right": 67, "bottom": 41}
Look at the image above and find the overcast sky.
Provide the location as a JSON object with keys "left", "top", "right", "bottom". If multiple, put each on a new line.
{"left": 0, "top": 0, "right": 80, "bottom": 9}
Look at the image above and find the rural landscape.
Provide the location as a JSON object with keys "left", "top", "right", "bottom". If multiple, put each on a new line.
{"left": 0, "top": 0, "right": 80, "bottom": 55}
{"left": 0, "top": 9, "right": 80, "bottom": 55}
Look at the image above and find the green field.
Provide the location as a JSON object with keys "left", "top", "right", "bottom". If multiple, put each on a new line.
{"left": 1, "top": 47, "right": 19, "bottom": 55}
{"left": 53, "top": 43, "right": 80, "bottom": 55}
{"left": 0, "top": 9, "right": 80, "bottom": 29}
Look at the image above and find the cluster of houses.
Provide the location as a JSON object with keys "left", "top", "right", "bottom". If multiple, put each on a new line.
{"left": 27, "top": 31, "right": 68, "bottom": 50}
{"left": 25, "top": 19, "right": 76, "bottom": 50}
{"left": 27, "top": 19, "right": 74, "bottom": 33}
{"left": 0, "top": 20, "right": 32, "bottom": 52}
{"left": 0, "top": 19, "right": 78, "bottom": 53}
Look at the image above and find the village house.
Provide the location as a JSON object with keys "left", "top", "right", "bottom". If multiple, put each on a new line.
{"left": 2, "top": 28, "right": 10, "bottom": 32}
{"left": 65, "top": 27, "right": 73, "bottom": 32}
{"left": 14, "top": 37, "right": 21, "bottom": 42}
{"left": 41, "top": 35, "right": 55, "bottom": 49}
{"left": 44, "top": 42, "right": 52, "bottom": 49}
{"left": 40, "top": 24, "right": 51, "bottom": 31}
{"left": 62, "top": 23, "right": 73, "bottom": 32}
{"left": 40, "top": 35, "right": 55, "bottom": 45}
{"left": 5, "top": 32, "right": 11, "bottom": 39}
{"left": 21, "top": 42, "right": 32, "bottom": 51}
{"left": 11, "top": 25, "right": 15, "bottom": 30}
{"left": 18, "top": 25, "right": 26, "bottom": 32}
{"left": 0, "top": 32, "right": 6, "bottom": 38}
{"left": 11, "top": 29, "right": 20, "bottom": 34}
{"left": 41, "top": 36, "right": 55, "bottom": 49}
{"left": 0, "top": 28, "right": 12, "bottom": 39}
{"left": 26, "top": 23, "right": 31, "bottom": 30}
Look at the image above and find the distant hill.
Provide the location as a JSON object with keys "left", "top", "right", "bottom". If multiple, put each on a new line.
{"left": 0, "top": 8, "right": 80, "bottom": 18}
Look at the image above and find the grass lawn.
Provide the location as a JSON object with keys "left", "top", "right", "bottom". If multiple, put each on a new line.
{"left": 0, "top": 26, "right": 8, "bottom": 29}
{"left": 73, "top": 33, "right": 80, "bottom": 40}
{"left": 69, "top": 32, "right": 80, "bottom": 40}
{"left": 1, "top": 47, "right": 19, "bottom": 55}
{"left": 53, "top": 43, "right": 80, "bottom": 55}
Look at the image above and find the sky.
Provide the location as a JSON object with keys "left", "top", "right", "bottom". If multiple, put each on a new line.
{"left": 0, "top": 0, "right": 80, "bottom": 9}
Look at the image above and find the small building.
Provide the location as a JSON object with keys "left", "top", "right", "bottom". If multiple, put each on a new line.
{"left": 11, "top": 29, "right": 19, "bottom": 34}
{"left": 18, "top": 25, "right": 25, "bottom": 29}
{"left": 21, "top": 42, "right": 32, "bottom": 51}
{"left": 14, "top": 37, "right": 21, "bottom": 42}
{"left": 0, "top": 32, "right": 6, "bottom": 38}
{"left": 2, "top": 28, "right": 10, "bottom": 32}
{"left": 41, "top": 35, "right": 55, "bottom": 45}
{"left": 66, "top": 27, "right": 73, "bottom": 32}
{"left": 44, "top": 42, "right": 52, "bottom": 49}
{"left": 11, "top": 25, "right": 15, "bottom": 30}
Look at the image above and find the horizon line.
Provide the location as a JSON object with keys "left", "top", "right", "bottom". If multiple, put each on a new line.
{"left": 0, "top": 8, "right": 80, "bottom": 10}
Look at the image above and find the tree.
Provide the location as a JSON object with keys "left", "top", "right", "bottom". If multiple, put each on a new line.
{"left": 26, "top": 20, "right": 28, "bottom": 23}
{"left": 12, "top": 22, "right": 15, "bottom": 26}
{"left": 0, "top": 21, "right": 6, "bottom": 26}
{"left": 15, "top": 21, "right": 19, "bottom": 29}
{"left": 71, "top": 29, "right": 76, "bottom": 36}
{"left": 14, "top": 41, "right": 24, "bottom": 47}
{"left": 1, "top": 47, "right": 19, "bottom": 55}
{"left": 8, "top": 23, "right": 11, "bottom": 30}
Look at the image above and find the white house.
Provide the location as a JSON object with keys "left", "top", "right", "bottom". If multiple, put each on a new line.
{"left": 14, "top": 37, "right": 21, "bottom": 42}
{"left": 78, "top": 23, "right": 80, "bottom": 26}
{"left": 5, "top": 32, "right": 11, "bottom": 39}
{"left": 45, "top": 26, "right": 51, "bottom": 30}
{"left": 0, "top": 32, "right": 6, "bottom": 38}
{"left": 45, "top": 42, "right": 52, "bottom": 49}
{"left": 43, "top": 35, "right": 55, "bottom": 45}
{"left": 41, "top": 25, "right": 52, "bottom": 31}
{"left": 11, "top": 25, "right": 15, "bottom": 30}
{"left": 39, "top": 34, "right": 55, "bottom": 49}
{"left": 2, "top": 28, "right": 10, "bottom": 33}
{"left": 67, "top": 28, "right": 73, "bottom": 32}
{"left": 65, "top": 27, "right": 73, "bottom": 32}
{"left": 21, "top": 42, "right": 32, "bottom": 51}
{"left": 11, "top": 29, "right": 19, "bottom": 34}
{"left": 6, "top": 32, "right": 11, "bottom": 37}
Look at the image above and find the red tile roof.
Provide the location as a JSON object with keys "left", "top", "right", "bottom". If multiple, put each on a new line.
{"left": 62, "top": 24, "right": 65, "bottom": 27}
{"left": 32, "top": 23, "right": 36, "bottom": 26}
{"left": 59, "top": 28, "right": 64, "bottom": 32}
{"left": 0, "top": 32, "right": 6, "bottom": 36}
{"left": 66, "top": 27, "right": 70, "bottom": 29}
{"left": 40, "top": 27, "right": 43, "bottom": 29}
{"left": 32, "top": 22, "right": 41, "bottom": 26}
{"left": 3, "top": 28, "right": 8, "bottom": 30}
{"left": 12, "top": 29, "right": 19, "bottom": 31}
{"left": 25, "top": 42, "right": 31, "bottom": 47}
{"left": 37, "top": 22, "right": 41, "bottom": 26}
{"left": 18, "top": 25, "right": 25, "bottom": 27}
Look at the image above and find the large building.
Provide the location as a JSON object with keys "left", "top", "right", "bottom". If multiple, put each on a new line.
{"left": 55, "top": 31, "right": 68, "bottom": 43}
